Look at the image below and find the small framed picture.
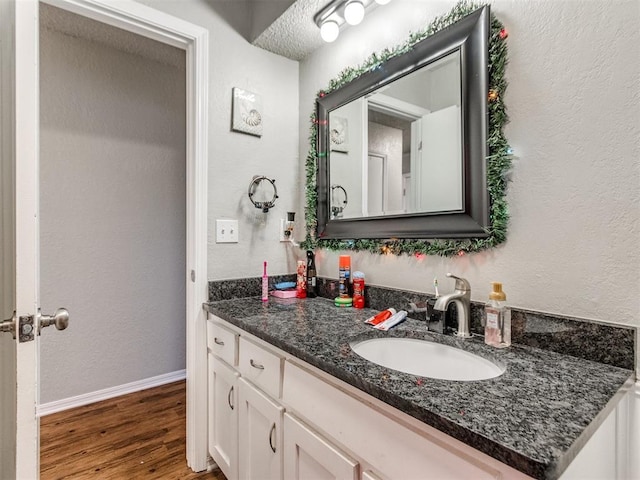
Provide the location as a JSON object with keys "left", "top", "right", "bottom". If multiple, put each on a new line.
{"left": 232, "top": 87, "right": 263, "bottom": 137}
{"left": 330, "top": 116, "right": 349, "bottom": 152}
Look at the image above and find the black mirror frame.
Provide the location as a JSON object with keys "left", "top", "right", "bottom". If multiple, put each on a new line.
{"left": 317, "top": 6, "right": 489, "bottom": 240}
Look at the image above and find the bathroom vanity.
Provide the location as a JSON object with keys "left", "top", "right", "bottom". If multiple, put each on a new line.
{"left": 203, "top": 297, "right": 636, "bottom": 480}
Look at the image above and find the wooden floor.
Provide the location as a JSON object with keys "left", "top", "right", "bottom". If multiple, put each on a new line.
{"left": 40, "top": 380, "right": 227, "bottom": 480}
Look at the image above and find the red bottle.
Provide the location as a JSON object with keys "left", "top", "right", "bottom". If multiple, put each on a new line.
{"left": 353, "top": 271, "right": 365, "bottom": 309}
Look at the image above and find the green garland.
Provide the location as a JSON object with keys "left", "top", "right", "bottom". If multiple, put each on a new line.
{"left": 301, "top": 1, "right": 511, "bottom": 257}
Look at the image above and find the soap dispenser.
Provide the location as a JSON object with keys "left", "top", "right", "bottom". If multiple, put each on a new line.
{"left": 484, "top": 282, "right": 511, "bottom": 348}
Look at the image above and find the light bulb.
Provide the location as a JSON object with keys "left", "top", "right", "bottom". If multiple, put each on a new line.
{"left": 344, "top": 0, "right": 365, "bottom": 25}
{"left": 374, "top": 0, "right": 391, "bottom": 4}
{"left": 320, "top": 20, "right": 339, "bottom": 42}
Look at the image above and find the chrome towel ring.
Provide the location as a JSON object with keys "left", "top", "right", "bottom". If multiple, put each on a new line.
{"left": 248, "top": 175, "right": 278, "bottom": 213}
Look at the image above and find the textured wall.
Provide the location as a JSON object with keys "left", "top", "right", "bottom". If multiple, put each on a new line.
{"left": 299, "top": 0, "right": 640, "bottom": 335}
{"left": 39, "top": 26, "right": 186, "bottom": 403}
{"left": 135, "top": 0, "right": 300, "bottom": 281}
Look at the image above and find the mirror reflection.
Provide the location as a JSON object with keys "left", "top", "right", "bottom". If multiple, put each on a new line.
{"left": 329, "top": 50, "right": 462, "bottom": 220}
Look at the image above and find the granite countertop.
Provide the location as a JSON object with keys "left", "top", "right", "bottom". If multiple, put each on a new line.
{"left": 204, "top": 296, "right": 634, "bottom": 480}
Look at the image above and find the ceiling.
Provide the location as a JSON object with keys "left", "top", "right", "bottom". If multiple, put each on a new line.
{"left": 252, "top": 0, "right": 331, "bottom": 61}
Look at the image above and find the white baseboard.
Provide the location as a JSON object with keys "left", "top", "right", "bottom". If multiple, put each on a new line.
{"left": 37, "top": 369, "right": 186, "bottom": 417}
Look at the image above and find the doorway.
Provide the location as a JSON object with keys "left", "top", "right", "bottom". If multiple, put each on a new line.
{"left": 38, "top": 2, "right": 187, "bottom": 408}
{"left": 38, "top": 1, "right": 188, "bottom": 472}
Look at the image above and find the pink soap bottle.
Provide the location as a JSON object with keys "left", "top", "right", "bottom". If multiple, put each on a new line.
{"left": 261, "top": 261, "right": 268, "bottom": 302}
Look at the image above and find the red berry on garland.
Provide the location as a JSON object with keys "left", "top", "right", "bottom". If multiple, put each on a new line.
{"left": 499, "top": 28, "right": 508, "bottom": 39}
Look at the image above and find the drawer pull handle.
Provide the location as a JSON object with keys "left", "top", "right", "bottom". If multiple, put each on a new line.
{"left": 214, "top": 337, "right": 225, "bottom": 346}
{"left": 228, "top": 386, "right": 234, "bottom": 410}
{"left": 269, "top": 423, "right": 276, "bottom": 453}
{"left": 250, "top": 359, "right": 265, "bottom": 370}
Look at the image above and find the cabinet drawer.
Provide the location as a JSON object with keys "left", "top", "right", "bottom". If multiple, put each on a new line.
{"left": 238, "top": 337, "right": 282, "bottom": 399}
{"left": 207, "top": 321, "right": 238, "bottom": 366}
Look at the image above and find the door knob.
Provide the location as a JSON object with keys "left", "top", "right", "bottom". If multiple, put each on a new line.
{"left": 1, "top": 312, "right": 17, "bottom": 339}
{"left": 39, "top": 308, "right": 69, "bottom": 333}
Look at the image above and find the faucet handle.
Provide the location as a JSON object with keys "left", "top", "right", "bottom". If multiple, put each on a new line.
{"left": 446, "top": 273, "right": 471, "bottom": 292}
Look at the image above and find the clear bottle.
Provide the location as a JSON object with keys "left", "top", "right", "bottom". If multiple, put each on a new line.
{"left": 484, "top": 282, "right": 511, "bottom": 348}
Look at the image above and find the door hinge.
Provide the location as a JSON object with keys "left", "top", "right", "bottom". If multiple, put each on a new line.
{"left": 18, "top": 315, "right": 35, "bottom": 343}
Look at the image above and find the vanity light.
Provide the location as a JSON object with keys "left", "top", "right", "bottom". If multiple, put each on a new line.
{"left": 320, "top": 20, "right": 340, "bottom": 42}
{"left": 315, "top": 0, "right": 392, "bottom": 43}
{"left": 344, "top": 0, "right": 365, "bottom": 25}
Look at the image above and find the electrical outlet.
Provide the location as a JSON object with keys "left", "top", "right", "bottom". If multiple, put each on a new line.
{"left": 280, "top": 218, "right": 295, "bottom": 242}
{"left": 216, "top": 219, "right": 238, "bottom": 243}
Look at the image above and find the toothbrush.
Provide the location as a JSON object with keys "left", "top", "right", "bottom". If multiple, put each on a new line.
{"left": 261, "top": 261, "right": 268, "bottom": 302}
{"left": 434, "top": 278, "right": 439, "bottom": 298}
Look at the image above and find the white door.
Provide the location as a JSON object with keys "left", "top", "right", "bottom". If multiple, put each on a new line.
{"left": 238, "top": 378, "right": 284, "bottom": 480}
{"left": 1, "top": 0, "right": 42, "bottom": 477}
{"left": 283, "top": 413, "right": 359, "bottom": 480}
{"left": 412, "top": 105, "right": 462, "bottom": 213}
{"left": 2, "top": 1, "right": 210, "bottom": 477}
{"left": 367, "top": 154, "right": 386, "bottom": 216}
{"left": 209, "top": 354, "right": 239, "bottom": 480}
{"left": 2, "top": 1, "right": 72, "bottom": 476}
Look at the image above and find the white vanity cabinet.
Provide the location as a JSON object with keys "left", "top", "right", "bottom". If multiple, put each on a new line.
{"left": 206, "top": 314, "right": 636, "bottom": 480}
{"left": 208, "top": 354, "right": 239, "bottom": 480}
{"left": 238, "top": 377, "right": 284, "bottom": 480}
{"left": 207, "top": 322, "right": 240, "bottom": 480}
{"left": 283, "top": 413, "right": 359, "bottom": 480}
{"left": 207, "top": 317, "right": 286, "bottom": 480}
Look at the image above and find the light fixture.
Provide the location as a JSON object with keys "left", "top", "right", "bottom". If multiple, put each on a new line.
{"left": 314, "top": 0, "right": 392, "bottom": 43}
{"left": 320, "top": 20, "right": 340, "bottom": 42}
{"left": 344, "top": 0, "right": 365, "bottom": 25}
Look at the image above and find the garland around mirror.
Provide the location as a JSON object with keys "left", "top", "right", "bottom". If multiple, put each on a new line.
{"left": 302, "top": 1, "right": 511, "bottom": 257}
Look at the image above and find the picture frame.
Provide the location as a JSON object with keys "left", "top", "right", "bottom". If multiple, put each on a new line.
{"left": 232, "top": 87, "right": 263, "bottom": 137}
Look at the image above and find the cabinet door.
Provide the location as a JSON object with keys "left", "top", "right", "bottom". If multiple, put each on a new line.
{"left": 284, "top": 413, "right": 359, "bottom": 480}
{"left": 208, "top": 354, "right": 239, "bottom": 480}
{"left": 238, "top": 378, "right": 284, "bottom": 480}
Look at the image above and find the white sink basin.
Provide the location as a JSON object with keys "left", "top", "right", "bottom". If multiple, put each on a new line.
{"left": 350, "top": 337, "right": 505, "bottom": 381}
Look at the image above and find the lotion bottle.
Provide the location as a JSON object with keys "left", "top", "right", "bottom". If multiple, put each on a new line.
{"left": 484, "top": 282, "right": 511, "bottom": 348}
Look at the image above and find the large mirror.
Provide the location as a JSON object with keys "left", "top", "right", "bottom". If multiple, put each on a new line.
{"left": 315, "top": 6, "right": 492, "bottom": 242}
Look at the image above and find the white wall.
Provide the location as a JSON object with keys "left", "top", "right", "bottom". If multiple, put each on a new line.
{"left": 39, "top": 26, "right": 187, "bottom": 403}
{"left": 300, "top": 0, "right": 640, "bottom": 333}
{"left": 135, "top": 0, "right": 300, "bottom": 281}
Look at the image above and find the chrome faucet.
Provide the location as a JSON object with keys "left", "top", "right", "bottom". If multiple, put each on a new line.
{"left": 433, "top": 273, "right": 472, "bottom": 338}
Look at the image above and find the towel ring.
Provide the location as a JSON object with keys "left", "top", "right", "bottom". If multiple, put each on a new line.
{"left": 248, "top": 176, "right": 278, "bottom": 213}
{"left": 331, "top": 184, "right": 348, "bottom": 218}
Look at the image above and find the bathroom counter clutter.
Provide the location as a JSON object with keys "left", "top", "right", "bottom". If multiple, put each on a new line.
{"left": 203, "top": 296, "right": 634, "bottom": 480}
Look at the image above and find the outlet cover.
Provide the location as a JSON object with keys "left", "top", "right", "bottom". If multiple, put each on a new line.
{"left": 216, "top": 219, "right": 239, "bottom": 243}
